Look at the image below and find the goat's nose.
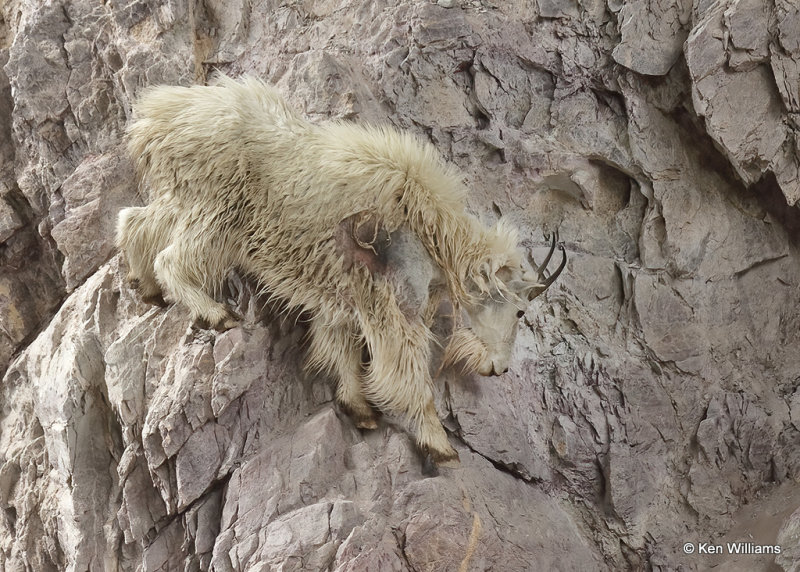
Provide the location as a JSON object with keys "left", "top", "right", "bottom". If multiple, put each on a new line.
{"left": 491, "top": 364, "right": 509, "bottom": 376}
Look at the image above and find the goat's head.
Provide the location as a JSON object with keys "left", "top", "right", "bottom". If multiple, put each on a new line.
{"left": 444, "top": 230, "right": 567, "bottom": 377}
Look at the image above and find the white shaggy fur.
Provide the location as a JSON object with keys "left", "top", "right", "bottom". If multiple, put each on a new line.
{"left": 117, "top": 75, "right": 565, "bottom": 464}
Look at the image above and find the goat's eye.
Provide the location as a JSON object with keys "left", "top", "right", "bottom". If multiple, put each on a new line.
{"left": 516, "top": 310, "right": 525, "bottom": 318}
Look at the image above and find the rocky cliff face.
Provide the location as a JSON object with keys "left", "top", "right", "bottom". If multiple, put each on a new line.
{"left": 1, "top": 0, "right": 799, "bottom": 570}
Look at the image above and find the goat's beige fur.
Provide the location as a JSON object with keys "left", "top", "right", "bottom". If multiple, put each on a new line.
{"left": 118, "top": 75, "right": 560, "bottom": 464}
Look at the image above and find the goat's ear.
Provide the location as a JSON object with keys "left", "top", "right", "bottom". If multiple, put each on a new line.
{"left": 495, "top": 265, "right": 514, "bottom": 282}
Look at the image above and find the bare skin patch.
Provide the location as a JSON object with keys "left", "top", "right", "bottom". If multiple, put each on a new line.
{"left": 334, "top": 211, "right": 391, "bottom": 275}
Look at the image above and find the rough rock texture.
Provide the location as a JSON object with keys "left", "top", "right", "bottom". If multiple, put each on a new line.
{"left": 686, "top": 0, "right": 800, "bottom": 204}
{"left": 1, "top": 0, "right": 799, "bottom": 570}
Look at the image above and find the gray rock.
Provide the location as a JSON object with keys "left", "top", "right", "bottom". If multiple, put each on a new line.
{"left": 50, "top": 152, "right": 136, "bottom": 291}
{"left": 612, "top": 0, "right": 691, "bottom": 76}
{"left": 686, "top": 0, "right": 800, "bottom": 204}
{"left": 537, "top": 0, "right": 579, "bottom": 19}
{"left": 0, "top": 197, "right": 22, "bottom": 244}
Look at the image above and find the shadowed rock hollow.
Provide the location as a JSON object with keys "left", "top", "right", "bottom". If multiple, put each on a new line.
{"left": 1, "top": 0, "right": 799, "bottom": 570}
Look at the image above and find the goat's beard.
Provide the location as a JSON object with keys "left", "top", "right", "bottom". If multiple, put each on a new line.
{"left": 442, "top": 327, "right": 488, "bottom": 374}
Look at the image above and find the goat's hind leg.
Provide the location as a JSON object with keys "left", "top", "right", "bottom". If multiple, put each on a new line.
{"left": 153, "top": 240, "right": 238, "bottom": 330}
{"left": 306, "top": 317, "right": 378, "bottom": 429}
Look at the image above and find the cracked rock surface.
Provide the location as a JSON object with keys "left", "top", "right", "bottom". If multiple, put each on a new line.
{"left": 1, "top": 0, "right": 799, "bottom": 570}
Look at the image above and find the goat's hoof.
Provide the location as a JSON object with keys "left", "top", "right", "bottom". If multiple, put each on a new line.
{"left": 355, "top": 416, "right": 379, "bottom": 430}
{"left": 341, "top": 404, "right": 379, "bottom": 430}
{"left": 194, "top": 310, "right": 241, "bottom": 331}
{"left": 429, "top": 447, "right": 460, "bottom": 468}
{"left": 128, "top": 278, "right": 141, "bottom": 290}
{"left": 141, "top": 293, "right": 168, "bottom": 308}
{"left": 422, "top": 454, "right": 439, "bottom": 476}
{"left": 214, "top": 315, "right": 240, "bottom": 331}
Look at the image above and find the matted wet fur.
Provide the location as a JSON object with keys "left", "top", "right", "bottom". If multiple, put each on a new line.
{"left": 117, "top": 75, "right": 565, "bottom": 465}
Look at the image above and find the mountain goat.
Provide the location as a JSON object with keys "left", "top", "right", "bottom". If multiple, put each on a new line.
{"left": 117, "top": 75, "right": 566, "bottom": 465}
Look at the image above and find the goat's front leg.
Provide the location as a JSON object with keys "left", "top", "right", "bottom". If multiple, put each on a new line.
{"left": 358, "top": 281, "right": 459, "bottom": 465}
{"left": 117, "top": 205, "right": 170, "bottom": 305}
{"left": 305, "top": 315, "right": 378, "bottom": 429}
{"left": 153, "top": 236, "right": 238, "bottom": 331}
